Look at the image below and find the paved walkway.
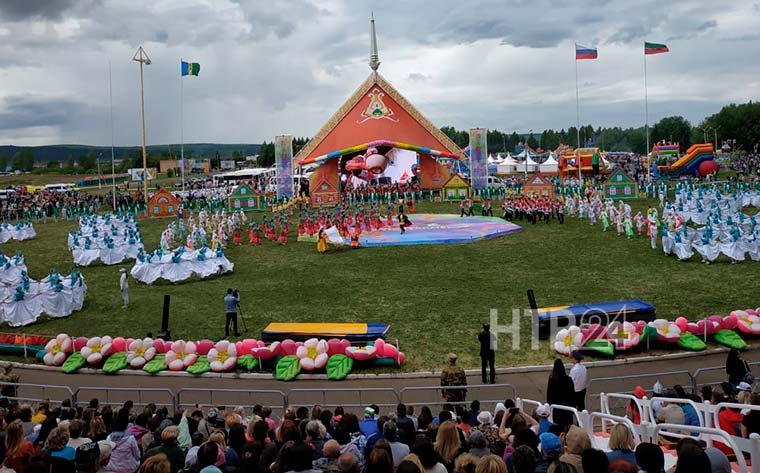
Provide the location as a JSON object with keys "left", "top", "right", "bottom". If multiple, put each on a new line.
{"left": 7, "top": 345, "right": 758, "bottom": 414}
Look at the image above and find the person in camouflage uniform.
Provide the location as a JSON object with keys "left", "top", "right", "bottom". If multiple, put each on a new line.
{"left": 440, "top": 353, "right": 467, "bottom": 402}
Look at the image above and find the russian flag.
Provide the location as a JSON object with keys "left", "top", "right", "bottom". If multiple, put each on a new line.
{"left": 575, "top": 44, "right": 598, "bottom": 60}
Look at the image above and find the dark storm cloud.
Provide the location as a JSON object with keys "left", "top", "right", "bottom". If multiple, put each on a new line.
{"left": 0, "top": 0, "right": 756, "bottom": 145}
{"left": 0, "top": 0, "right": 101, "bottom": 21}
{"left": 0, "top": 95, "right": 90, "bottom": 130}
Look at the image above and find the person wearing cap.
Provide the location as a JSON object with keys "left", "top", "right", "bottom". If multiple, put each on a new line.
{"left": 626, "top": 387, "right": 645, "bottom": 424}
{"left": 535, "top": 404, "right": 553, "bottom": 436}
{"left": 440, "top": 354, "right": 467, "bottom": 403}
{"left": 569, "top": 351, "right": 587, "bottom": 412}
{"left": 359, "top": 406, "right": 379, "bottom": 438}
{"left": 119, "top": 268, "right": 128, "bottom": 309}
{"left": 478, "top": 324, "right": 496, "bottom": 384}
{"left": 538, "top": 432, "right": 561, "bottom": 463}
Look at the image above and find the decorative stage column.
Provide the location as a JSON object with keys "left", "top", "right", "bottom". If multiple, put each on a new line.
{"left": 469, "top": 128, "right": 488, "bottom": 191}
{"left": 275, "top": 135, "right": 294, "bottom": 200}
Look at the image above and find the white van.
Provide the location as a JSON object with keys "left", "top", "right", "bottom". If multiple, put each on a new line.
{"left": 44, "top": 183, "right": 77, "bottom": 193}
{"left": 487, "top": 176, "right": 507, "bottom": 188}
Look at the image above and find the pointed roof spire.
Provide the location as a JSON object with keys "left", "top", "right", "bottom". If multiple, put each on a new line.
{"left": 369, "top": 12, "right": 380, "bottom": 72}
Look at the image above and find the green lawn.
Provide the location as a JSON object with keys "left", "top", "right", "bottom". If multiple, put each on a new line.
{"left": 1, "top": 199, "right": 757, "bottom": 371}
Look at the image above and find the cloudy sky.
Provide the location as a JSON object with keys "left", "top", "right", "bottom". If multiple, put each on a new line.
{"left": 0, "top": 0, "right": 757, "bottom": 146}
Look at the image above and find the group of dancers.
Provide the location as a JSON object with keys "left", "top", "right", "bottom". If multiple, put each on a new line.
{"left": 657, "top": 185, "right": 760, "bottom": 264}
{"left": 500, "top": 196, "right": 565, "bottom": 224}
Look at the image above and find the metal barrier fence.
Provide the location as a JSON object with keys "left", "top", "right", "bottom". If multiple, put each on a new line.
{"left": 74, "top": 387, "right": 175, "bottom": 411}
{"left": 0, "top": 382, "right": 75, "bottom": 406}
{"left": 288, "top": 388, "right": 399, "bottom": 411}
{"left": 399, "top": 383, "right": 516, "bottom": 411}
{"left": 176, "top": 388, "right": 288, "bottom": 417}
{"left": 692, "top": 361, "right": 760, "bottom": 389}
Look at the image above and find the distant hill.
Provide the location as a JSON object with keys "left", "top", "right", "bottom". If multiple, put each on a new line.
{"left": 0, "top": 143, "right": 262, "bottom": 162}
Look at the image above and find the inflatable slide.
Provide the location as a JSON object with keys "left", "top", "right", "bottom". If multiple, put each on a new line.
{"left": 654, "top": 143, "right": 714, "bottom": 177}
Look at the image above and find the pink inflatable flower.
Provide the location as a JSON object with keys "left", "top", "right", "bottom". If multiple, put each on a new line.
{"left": 345, "top": 345, "right": 377, "bottom": 361}
{"left": 251, "top": 341, "right": 279, "bottom": 361}
{"left": 43, "top": 334, "right": 72, "bottom": 366}
{"left": 649, "top": 319, "right": 681, "bottom": 343}
{"left": 606, "top": 322, "right": 640, "bottom": 350}
{"left": 296, "top": 338, "right": 328, "bottom": 370}
{"left": 166, "top": 340, "right": 198, "bottom": 371}
{"left": 733, "top": 310, "right": 760, "bottom": 335}
{"left": 554, "top": 326, "right": 582, "bottom": 355}
{"left": 208, "top": 340, "right": 237, "bottom": 372}
{"left": 81, "top": 336, "right": 113, "bottom": 364}
{"left": 126, "top": 338, "right": 156, "bottom": 369}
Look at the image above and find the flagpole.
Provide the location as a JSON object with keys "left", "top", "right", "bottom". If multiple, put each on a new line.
{"left": 180, "top": 58, "right": 186, "bottom": 193}
{"left": 644, "top": 49, "right": 650, "bottom": 178}
{"left": 108, "top": 60, "right": 116, "bottom": 211}
{"left": 574, "top": 44, "right": 581, "bottom": 181}
{"left": 132, "top": 46, "right": 151, "bottom": 207}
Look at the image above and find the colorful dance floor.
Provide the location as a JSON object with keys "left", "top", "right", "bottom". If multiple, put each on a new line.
{"left": 358, "top": 213, "right": 521, "bottom": 247}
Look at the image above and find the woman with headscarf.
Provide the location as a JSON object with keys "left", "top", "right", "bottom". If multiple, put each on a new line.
{"left": 546, "top": 359, "right": 575, "bottom": 428}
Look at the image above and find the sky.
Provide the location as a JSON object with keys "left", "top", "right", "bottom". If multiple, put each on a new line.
{"left": 0, "top": 0, "right": 758, "bottom": 146}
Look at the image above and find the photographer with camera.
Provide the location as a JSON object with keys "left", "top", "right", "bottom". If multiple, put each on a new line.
{"left": 223, "top": 288, "right": 241, "bottom": 337}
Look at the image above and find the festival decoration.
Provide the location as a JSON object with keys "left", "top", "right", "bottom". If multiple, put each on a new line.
{"left": 732, "top": 310, "right": 760, "bottom": 335}
{"left": 606, "top": 322, "right": 640, "bottom": 350}
{"left": 165, "top": 340, "right": 198, "bottom": 371}
{"left": 125, "top": 338, "right": 156, "bottom": 369}
{"left": 103, "top": 353, "right": 128, "bottom": 374}
{"left": 648, "top": 319, "right": 681, "bottom": 343}
{"left": 296, "top": 338, "right": 329, "bottom": 370}
{"left": 345, "top": 345, "right": 377, "bottom": 361}
{"left": 43, "top": 334, "right": 72, "bottom": 366}
{"left": 251, "top": 341, "right": 279, "bottom": 361}
{"left": 326, "top": 354, "right": 353, "bottom": 380}
{"left": 81, "top": 336, "right": 113, "bottom": 364}
{"left": 208, "top": 340, "right": 237, "bottom": 372}
{"left": 275, "top": 355, "right": 301, "bottom": 381}
{"left": 554, "top": 326, "right": 583, "bottom": 355}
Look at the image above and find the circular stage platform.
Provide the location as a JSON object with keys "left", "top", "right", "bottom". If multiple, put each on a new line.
{"left": 357, "top": 213, "right": 521, "bottom": 247}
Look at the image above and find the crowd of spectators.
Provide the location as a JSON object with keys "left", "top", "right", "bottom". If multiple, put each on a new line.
{"left": 0, "top": 377, "right": 756, "bottom": 473}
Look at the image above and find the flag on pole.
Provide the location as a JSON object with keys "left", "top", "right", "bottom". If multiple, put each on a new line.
{"left": 181, "top": 61, "right": 200, "bottom": 76}
{"left": 644, "top": 42, "right": 669, "bottom": 55}
{"left": 575, "top": 44, "right": 598, "bottom": 60}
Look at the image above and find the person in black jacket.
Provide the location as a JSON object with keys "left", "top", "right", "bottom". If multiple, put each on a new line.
{"left": 478, "top": 324, "right": 496, "bottom": 384}
{"left": 546, "top": 358, "right": 575, "bottom": 428}
{"left": 726, "top": 349, "right": 751, "bottom": 386}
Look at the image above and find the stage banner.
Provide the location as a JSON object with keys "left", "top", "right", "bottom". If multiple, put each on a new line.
{"left": 275, "top": 135, "right": 294, "bottom": 199}
{"left": 469, "top": 128, "right": 488, "bottom": 190}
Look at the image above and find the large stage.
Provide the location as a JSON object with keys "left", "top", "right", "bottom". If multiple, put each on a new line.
{"left": 299, "top": 214, "right": 521, "bottom": 248}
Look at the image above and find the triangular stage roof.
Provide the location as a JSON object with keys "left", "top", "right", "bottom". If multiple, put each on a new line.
{"left": 296, "top": 72, "right": 463, "bottom": 165}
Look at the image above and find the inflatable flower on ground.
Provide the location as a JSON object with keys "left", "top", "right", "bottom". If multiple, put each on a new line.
{"left": 649, "top": 319, "right": 681, "bottom": 343}
{"left": 126, "top": 338, "right": 156, "bottom": 369}
{"left": 372, "top": 339, "right": 406, "bottom": 364}
{"left": 554, "top": 326, "right": 582, "bottom": 355}
{"left": 251, "top": 341, "right": 279, "bottom": 361}
{"left": 208, "top": 340, "right": 237, "bottom": 372}
{"left": 606, "top": 322, "right": 640, "bottom": 350}
{"left": 43, "top": 334, "right": 72, "bottom": 366}
{"left": 165, "top": 340, "right": 198, "bottom": 371}
{"left": 346, "top": 345, "right": 377, "bottom": 361}
{"left": 81, "top": 336, "right": 113, "bottom": 364}
{"left": 733, "top": 310, "right": 760, "bottom": 335}
{"left": 296, "top": 338, "right": 328, "bottom": 370}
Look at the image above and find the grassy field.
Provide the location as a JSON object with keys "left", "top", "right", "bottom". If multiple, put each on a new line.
{"left": 0, "top": 199, "right": 757, "bottom": 371}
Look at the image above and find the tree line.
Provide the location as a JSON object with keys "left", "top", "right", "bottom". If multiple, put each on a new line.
{"left": 441, "top": 100, "right": 760, "bottom": 155}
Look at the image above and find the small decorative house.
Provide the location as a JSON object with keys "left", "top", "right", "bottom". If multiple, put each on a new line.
{"left": 442, "top": 173, "right": 471, "bottom": 201}
{"left": 147, "top": 187, "right": 181, "bottom": 218}
{"left": 522, "top": 173, "right": 554, "bottom": 199}
{"left": 604, "top": 170, "right": 638, "bottom": 200}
